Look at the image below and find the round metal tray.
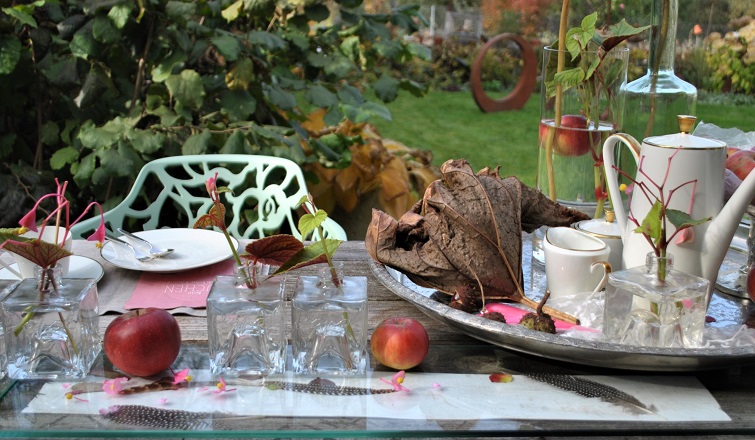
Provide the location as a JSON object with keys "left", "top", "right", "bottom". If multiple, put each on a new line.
{"left": 368, "top": 236, "right": 755, "bottom": 372}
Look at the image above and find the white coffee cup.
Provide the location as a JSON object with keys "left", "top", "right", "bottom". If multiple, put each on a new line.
{"left": 544, "top": 227, "right": 611, "bottom": 299}
{"left": 9, "top": 226, "right": 73, "bottom": 279}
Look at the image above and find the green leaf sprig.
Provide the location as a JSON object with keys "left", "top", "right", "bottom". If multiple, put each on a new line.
{"left": 275, "top": 194, "right": 342, "bottom": 286}
{"left": 195, "top": 168, "right": 342, "bottom": 289}
{"left": 546, "top": 13, "right": 650, "bottom": 110}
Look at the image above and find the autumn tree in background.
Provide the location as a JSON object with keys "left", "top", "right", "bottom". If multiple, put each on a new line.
{"left": 480, "top": 0, "right": 557, "bottom": 37}
{"left": 479, "top": 0, "right": 619, "bottom": 39}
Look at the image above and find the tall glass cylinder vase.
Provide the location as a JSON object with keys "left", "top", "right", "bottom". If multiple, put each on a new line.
{"left": 536, "top": 46, "right": 629, "bottom": 220}
{"left": 534, "top": 45, "right": 629, "bottom": 264}
{"left": 623, "top": 0, "right": 697, "bottom": 141}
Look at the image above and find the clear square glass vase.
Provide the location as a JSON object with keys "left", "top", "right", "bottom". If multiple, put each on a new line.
{"left": 292, "top": 263, "right": 368, "bottom": 376}
{"left": 206, "top": 263, "right": 286, "bottom": 378}
{"left": 0, "top": 280, "right": 21, "bottom": 380}
{"left": 1, "top": 266, "right": 99, "bottom": 379}
{"left": 603, "top": 253, "right": 709, "bottom": 348}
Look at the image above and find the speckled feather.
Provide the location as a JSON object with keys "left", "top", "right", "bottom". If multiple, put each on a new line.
{"left": 526, "top": 372, "right": 652, "bottom": 413}
{"left": 100, "top": 405, "right": 215, "bottom": 430}
{"left": 264, "top": 380, "right": 396, "bottom": 395}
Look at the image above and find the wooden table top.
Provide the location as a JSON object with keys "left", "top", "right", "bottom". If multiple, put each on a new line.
{"left": 1, "top": 239, "right": 755, "bottom": 439}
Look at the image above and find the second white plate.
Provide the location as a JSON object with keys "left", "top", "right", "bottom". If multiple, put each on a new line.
{"left": 100, "top": 228, "right": 239, "bottom": 273}
{"left": 0, "top": 255, "right": 104, "bottom": 282}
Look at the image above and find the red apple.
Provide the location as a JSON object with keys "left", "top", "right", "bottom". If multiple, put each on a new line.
{"left": 104, "top": 308, "right": 182, "bottom": 377}
{"left": 725, "top": 149, "right": 755, "bottom": 181}
{"left": 539, "top": 114, "right": 601, "bottom": 157}
{"left": 370, "top": 317, "right": 429, "bottom": 370}
{"left": 747, "top": 264, "right": 755, "bottom": 302}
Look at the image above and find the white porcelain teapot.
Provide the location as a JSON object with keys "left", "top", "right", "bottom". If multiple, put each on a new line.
{"left": 603, "top": 116, "right": 755, "bottom": 299}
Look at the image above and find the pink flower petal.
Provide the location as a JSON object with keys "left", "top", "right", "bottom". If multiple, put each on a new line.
{"left": 212, "top": 376, "right": 237, "bottom": 393}
{"left": 675, "top": 227, "right": 694, "bottom": 244}
{"left": 18, "top": 210, "right": 38, "bottom": 231}
{"left": 102, "top": 377, "right": 130, "bottom": 395}
{"left": 489, "top": 373, "right": 514, "bottom": 383}
{"left": 206, "top": 173, "right": 219, "bottom": 201}
{"left": 65, "top": 390, "right": 88, "bottom": 402}
{"left": 380, "top": 371, "right": 410, "bottom": 392}
{"left": 172, "top": 368, "right": 191, "bottom": 384}
{"left": 87, "top": 220, "right": 107, "bottom": 245}
{"left": 214, "top": 377, "right": 227, "bottom": 393}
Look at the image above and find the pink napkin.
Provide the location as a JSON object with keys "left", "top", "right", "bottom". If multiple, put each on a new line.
{"left": 123, "top": 259, "right": 235, "bottom": 310}
{"left": 483, "top": 302, "right": 597, "bottom": 332}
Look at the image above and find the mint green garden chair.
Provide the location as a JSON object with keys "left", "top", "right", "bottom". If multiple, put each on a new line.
{"left": 70, "top": 155, "right": 347, "bottom": 241}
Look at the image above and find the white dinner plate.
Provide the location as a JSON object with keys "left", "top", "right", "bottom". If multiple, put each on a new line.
{"left": 100, "top": 228, "right": 239, "bottom": 273}
{"left": 0, "top": 256, "right": 104, "bottom": 282}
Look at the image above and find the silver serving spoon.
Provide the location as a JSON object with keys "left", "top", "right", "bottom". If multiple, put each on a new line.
{"left": 117, "top": 228, "right": 175, "bottom": 258}
{"left": 106, "top": 234, "right": 154, "bottom": 262}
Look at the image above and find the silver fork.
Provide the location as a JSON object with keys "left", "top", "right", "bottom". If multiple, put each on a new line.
{"left": 117, "top": 228, "right": 175, "bottom": 257}
{"left": 107, "top": 234, "right": 154, "bottom": 262}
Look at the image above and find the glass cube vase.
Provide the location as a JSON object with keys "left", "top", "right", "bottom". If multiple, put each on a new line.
{"left": 206, "top": 264, "right": 286, "bottom": 378}
{"left": 1, "top": 266, "right": 99, "bottom": 379}
{"left": 603, "top": 253, "right": 708, "bottom": 348}
{"left": 292, "top": 263, "right": 368, "bottom": 376}
{"left": 0, "top": 280, "right": 21, "bottom": 380}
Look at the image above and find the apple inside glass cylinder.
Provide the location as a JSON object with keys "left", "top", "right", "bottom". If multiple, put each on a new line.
{"left": 370, "top": 317, "right": 429, "bottom": 370}
{"left": 104, "top": 308, "right": 182, "bottom": 377}
{"left": 747, "top": 264, "right": 755, "bottom": 302}
{"left": 539, "top": 115, "right": 602, "bottom": 156}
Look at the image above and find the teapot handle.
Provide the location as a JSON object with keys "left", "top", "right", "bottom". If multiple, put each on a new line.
{"left": 602, "top": 134, "right": 641, "bottom": 237}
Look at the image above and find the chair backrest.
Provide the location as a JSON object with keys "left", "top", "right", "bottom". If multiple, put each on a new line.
{"left": 70, "top": 155, "right": 347, "bottom": 241}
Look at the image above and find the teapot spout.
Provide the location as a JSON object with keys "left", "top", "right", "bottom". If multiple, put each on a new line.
{"left": 702, "top": 168, "right": 755, "bottom": 302}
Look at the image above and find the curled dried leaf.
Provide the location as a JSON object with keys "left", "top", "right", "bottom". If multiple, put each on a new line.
{"left": 366, "top": 159, "right": 589, "bottom": 320}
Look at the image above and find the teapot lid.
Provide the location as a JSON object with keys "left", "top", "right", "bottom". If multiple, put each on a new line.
{"left": 573, "top": 210, "right": 621, "bottom": 239}
{"left": 645, "top": 115, "right": 726, "bottom": 150}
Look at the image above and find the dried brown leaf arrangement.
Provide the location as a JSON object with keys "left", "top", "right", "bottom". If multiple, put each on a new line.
{"left": 365, "top": 159, "right": 590, "bottom": 323}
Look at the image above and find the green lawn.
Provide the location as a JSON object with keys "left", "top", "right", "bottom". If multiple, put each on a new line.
{"left": 371, "top": 90, "right": 754, "bottom": 187}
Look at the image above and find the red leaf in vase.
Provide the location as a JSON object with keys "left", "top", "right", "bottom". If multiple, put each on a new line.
{"left": 243, "top": 235, "right": 304, "bottom": 266}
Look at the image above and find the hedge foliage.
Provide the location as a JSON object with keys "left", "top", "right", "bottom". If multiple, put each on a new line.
{"left": 0, "top": 0, "right": 430, "bottom": 225}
